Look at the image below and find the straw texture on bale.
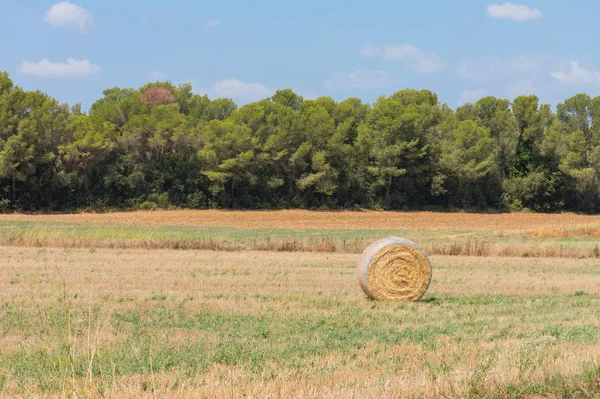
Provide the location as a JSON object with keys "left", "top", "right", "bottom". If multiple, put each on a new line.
{"left": 358, "top": 237, "right": 432, "bottom": 301}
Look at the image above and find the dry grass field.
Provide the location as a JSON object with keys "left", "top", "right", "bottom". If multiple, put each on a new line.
{"left": 5, "top": 209, "right": 600, "bottom": 230}
{"left": 2, "top": 211, "right": 600, "bottom": 398}
{"left": 1, "top": 249, "right": 600, "bottom": 398}
{"left": 3, "top": 210, "right": 600, "bottom": 258}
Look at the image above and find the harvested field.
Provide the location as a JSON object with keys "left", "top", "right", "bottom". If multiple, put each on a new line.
{"left": 2, "top": 210, "right": 600, "bottom": 258}
{"left": 2, "top": 211, "right": 600, "bottom": 397}
{"left": 4, "top": 209, "right": 600, "bottom": 231}
{"left": 2, "top": 246, "right": 600, "bottom": 398}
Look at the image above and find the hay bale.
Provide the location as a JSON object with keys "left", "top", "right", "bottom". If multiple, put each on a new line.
{"left": 357, "top": 237, "right": 432, "bottom": 301}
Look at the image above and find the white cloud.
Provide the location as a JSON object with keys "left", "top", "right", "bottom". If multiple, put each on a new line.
{"left": 360, "top": 44, "right": 446, "bottom": 73}
{"left": 550, "top": 61, "right": 600, "bottom": 85}
{"left": 459, "top": 89, "right": 487, "bottom": 105}
{"left": 19, "top": 58, "right": 101, "bottom": 79}
{"left": 487, "top": 3, "right": 542, "bottom": 21}
{"left": 149, "top": 71, "right": 169, "bottom": 81}
{"left": 359, "top": 45, "right": 380, "bottom": 58}
{"left": 45, "top": 2, "right": 93, "bottom": 33}
{"left": 458, "top": 54, "right": 546, "bottom": 81}
{"left": 324, "top": 70, "right": 394, "bottom": 90}
{"left": 204, "top": 19, "right": 220, "bottom": 29}
{"left": 205, "top": 79, "right": 274, "bottom": 103}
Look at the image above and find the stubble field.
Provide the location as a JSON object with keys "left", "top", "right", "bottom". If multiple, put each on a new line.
{"left": 3, "top": 210, "right": 600, "bottom": 258}
{"left": 2, "top": 211, "right": 600, "bottom": 398}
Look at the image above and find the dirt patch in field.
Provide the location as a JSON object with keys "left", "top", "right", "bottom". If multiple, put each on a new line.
{"left": 3, "top": 210, "right": 600, "bottom": 231}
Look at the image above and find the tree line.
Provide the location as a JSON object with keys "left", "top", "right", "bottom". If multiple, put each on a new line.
{"left": 1, "top": 71, "right": 600, "bottom": 213}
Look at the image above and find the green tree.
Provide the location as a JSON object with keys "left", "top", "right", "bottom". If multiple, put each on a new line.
{"left": 0, "top": 89, "right": 71, "bottom": 207}
{"left": 232, "top": 99, "right": 297, "bottom": 205}
{"left": 89, "top": 88, "right": 147, "bottom": 128}
{"left": 457, "top": 96, "right": 518, "bottom": 177}
{"left": 203, "top": 98, "right": 237, "bottom": 121}
{"left": 511, "top": 95, "right": 552, "bottom": 177}
{"left": 356, "top": 90, "right": 440, "bottom": 208}
{"left": 438, "top": 120, "right": 500, "bottom": 208}
{"left": 0, "top": 133, "right": 34, "bottom": 202}
{"left": 272, "top": 89, "right": 303, "bottom": 110}
{"left": 292, "top": 101, "right": 338, "bottom": 204}
{"left": 57, "top": 115, "right": 116, "bottom": 191}
{"left": 540, "top": 94, "right": 600, "bottom": 212}
{"left": 198, "top": 119, "right": 257, "bottom": 207}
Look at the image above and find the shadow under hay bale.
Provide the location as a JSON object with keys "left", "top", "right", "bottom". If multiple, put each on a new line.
{"left": 357, "top": 237, "right": 432, "bottom": 302}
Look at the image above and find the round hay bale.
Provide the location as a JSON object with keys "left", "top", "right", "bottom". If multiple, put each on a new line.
{"left": 357, "top": 237, "right": 432, "bottom": 301}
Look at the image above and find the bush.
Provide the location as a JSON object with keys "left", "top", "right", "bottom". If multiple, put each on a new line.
{"left": 186, "top": 192, "right": 207, "bottom": 209}
{"left": 145, "top": 193, "right": 171, "bottom": 209}
{"left": 504, "top": 171, "right": 564, "bottom": 212}
{"left": 0, "top": 199, "right": 14, "bottom": 213}
{"left": 137, "top": 201, "right": 158, "bottom": 211}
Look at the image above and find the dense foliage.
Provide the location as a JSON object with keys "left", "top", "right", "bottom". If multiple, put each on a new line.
{"left": 2, "top": 71, "right": 600, "bottom": 212}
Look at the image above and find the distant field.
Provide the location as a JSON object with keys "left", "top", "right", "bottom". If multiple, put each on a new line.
{"left": 2, "top": 247, "right": 600, "bottom": 398}
{"left": 2, "top": 210, "right": 600, "bottom": 257}
{"left": 5, "top": 209, "right": 600, "bottom": 230}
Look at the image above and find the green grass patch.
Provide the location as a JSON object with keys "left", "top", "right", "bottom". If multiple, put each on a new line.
{"left": 2, "top": 293, "right": 600, "bottom": 394}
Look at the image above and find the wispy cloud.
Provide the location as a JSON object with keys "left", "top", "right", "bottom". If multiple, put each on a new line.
{"left": 550, "top": 61, "right": 600, "bottom": 85}
{"left": 203, "top": 79, "right": 274, "bottom": 103}
{"left": 324, "top": 70, "right": 394, "bottom": 90}
{"left": 459, "top": 89, "right": 487, "bottom": 105}
{"left": 458, "top": 54, "right": 546, "bottom": 81}
{"left": 19, "top": 58, "right": 101, "bottom": 79}
{"left": 360, "top": 44, "right": 446, "bottom": 73}
{"left": 204, "top": 19, "right": 220, "bottom": 29}
{"left": 487, "top": 3, "right": 542, "bottom": 22}
{"left": 45, "top": 2, "right": 93, "bottom": 33}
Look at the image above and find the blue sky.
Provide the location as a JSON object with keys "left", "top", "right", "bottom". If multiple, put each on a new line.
{"left": 2, "top": 0, "right": 600, "bottom": 110}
